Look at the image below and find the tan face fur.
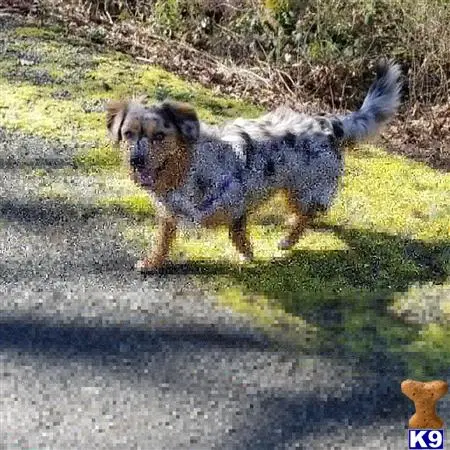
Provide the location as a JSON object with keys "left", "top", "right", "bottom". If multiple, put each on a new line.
{"left": 106, "top": 99, "right": 199, "bottom": 195}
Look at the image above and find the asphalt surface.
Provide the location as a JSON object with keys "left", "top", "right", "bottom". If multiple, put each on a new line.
{"left": 3, "top": 124, "right": 443, "bottom": 450}
{"left": 0, "top": 19, "right": 449, "bottom": 449}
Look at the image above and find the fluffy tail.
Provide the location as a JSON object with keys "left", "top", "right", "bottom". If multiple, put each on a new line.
{"left": 339, "top": 60, "right": 402, "bottom": 142}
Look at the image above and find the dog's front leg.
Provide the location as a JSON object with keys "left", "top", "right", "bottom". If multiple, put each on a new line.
{"left": 135, "top": 215, "right": 177, "bottom": 272}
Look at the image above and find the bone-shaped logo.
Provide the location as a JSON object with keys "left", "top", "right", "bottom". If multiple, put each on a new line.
{"left": 401, "top": 379, "right": 448, "bottom": 429}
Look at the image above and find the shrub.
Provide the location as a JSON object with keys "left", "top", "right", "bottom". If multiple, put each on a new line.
{"left": 43, "top": 0, "right": 449, "bottom": 108}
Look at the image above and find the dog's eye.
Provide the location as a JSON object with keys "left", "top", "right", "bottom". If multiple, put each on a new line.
{"left": 151, "top": 132, "right": 165, "bottom": 144}
{"left": 123, "top": 130, "right": 134, "bottom": 140}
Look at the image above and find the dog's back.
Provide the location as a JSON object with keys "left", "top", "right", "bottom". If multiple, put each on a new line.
{"left": 194, "top": 59, "right": 401, "bottom": 214}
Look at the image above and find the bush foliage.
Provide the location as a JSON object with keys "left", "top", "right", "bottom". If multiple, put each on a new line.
{"left": 41, "top": 0, "right": 449, "bottom": 108}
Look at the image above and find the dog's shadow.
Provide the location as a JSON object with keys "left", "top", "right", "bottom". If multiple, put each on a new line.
{"left": 152, "top": 223, "right": 447, "bottom": 286}
{"left": 151, "top": 223, "right": 449, "bottom": 375}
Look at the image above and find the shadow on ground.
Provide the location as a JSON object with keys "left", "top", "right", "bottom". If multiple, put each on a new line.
{"left": 1, "top": 183, "right": 448, "bottom": 379}
{"left": 0, "top": 196, "right": 141, "bottom": 282}
{"left": 0, "top": 155, "right": 74, "bottom": 169}
{"left": 0, "top": 316, "right": 413, "bottom": 449}
{"left": 0, "top": 190, "right": 153, "bottom": 229}
{"left": 154, "top": 225, "right": 449, "bottom": 378}
{"left": 0, "top": 319, "right": 268, "bottom": 357}
{"left": 0, "top": 198, "right": 105, "bottom": 226}
{"left": 230, "top": 381, "right": 411, "bottom": 449}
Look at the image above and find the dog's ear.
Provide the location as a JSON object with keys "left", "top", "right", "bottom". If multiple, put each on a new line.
{"left": 160, "top": 100, "right": 200, "bottom": 143}
{"left": 135, "top": 94, "right": 149, "bottom": 105}
{"left": 106, "top": 100, "right": 128, "bottom": 143}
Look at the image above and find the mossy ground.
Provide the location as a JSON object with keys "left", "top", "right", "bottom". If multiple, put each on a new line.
{"left": 1, "top": 22, "right": 448, "bottom": 378}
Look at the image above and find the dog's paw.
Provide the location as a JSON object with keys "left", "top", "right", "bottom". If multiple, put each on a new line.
{"left": 277, "top": 238, "right": 294, "bottom": 251}
{"left": 134, "top": 258, "right": 165, "bottom": 273}
{"left": 238, "top": 251, "right": 254, "bottom": 264}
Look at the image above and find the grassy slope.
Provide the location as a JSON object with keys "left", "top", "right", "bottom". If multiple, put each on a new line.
{"left": 1, "top": 23, "right": 449, "bottom": 378}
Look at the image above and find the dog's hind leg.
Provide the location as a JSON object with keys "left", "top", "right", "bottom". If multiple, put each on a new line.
{"left": 229, "top": 215, "right": 254, "bottom": 262}
{"left": 277, "top": 190, "right": 312, "bottom": 251}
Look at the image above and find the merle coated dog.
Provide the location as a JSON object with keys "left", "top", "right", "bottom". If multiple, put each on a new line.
{"left": 106, "top": 60, "right": 402, "bottom": 272}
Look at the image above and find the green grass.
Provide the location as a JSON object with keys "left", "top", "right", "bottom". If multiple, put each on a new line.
{"left": 0, "top": 27, "right": 260, "bottom": 155}
{"left": 98, "top": 192, "right": 155, "bottom": 218}
{"left": 73, "top": 146, "right": 122, "bottom": 173}
{"left": 122, "top": 147, "right": 449, "bottom": 378}
{"left": 1, "top": 21, "right": 449, "bottom": 379}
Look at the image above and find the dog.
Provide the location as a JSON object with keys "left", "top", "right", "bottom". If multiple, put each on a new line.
{"left": 106, "top": 60, "right": 402, "bottom": 272}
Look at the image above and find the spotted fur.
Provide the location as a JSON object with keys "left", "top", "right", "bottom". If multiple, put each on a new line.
{"left": 106, "top": 60, "right": 402, "bottom": 271}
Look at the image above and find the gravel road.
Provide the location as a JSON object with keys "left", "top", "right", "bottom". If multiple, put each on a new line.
{"left": 0, "top": 15, "right": 448, "bottom": 448}
{"left": 2, "top": 124, "right": 442, "bottom": 450}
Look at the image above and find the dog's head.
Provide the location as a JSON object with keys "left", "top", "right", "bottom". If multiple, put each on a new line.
{"left": 106, "top": 98, "right": 200, "bottom": 193}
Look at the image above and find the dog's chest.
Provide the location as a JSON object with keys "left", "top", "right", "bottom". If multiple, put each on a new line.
{"left": 160, "top": 145, "right": 247, "bottom": 224}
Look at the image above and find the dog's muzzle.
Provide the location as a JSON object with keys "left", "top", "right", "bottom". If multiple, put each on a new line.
{"left": 129, "top": 139, "right": 155, "bottom": 188}
{"left": 130, "top": 140, "right": 148, "bottom": 171}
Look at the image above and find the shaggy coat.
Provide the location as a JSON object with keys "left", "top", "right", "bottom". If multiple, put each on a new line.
{"left": 106, "top": 60, "right": 402, "bottom": 271}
